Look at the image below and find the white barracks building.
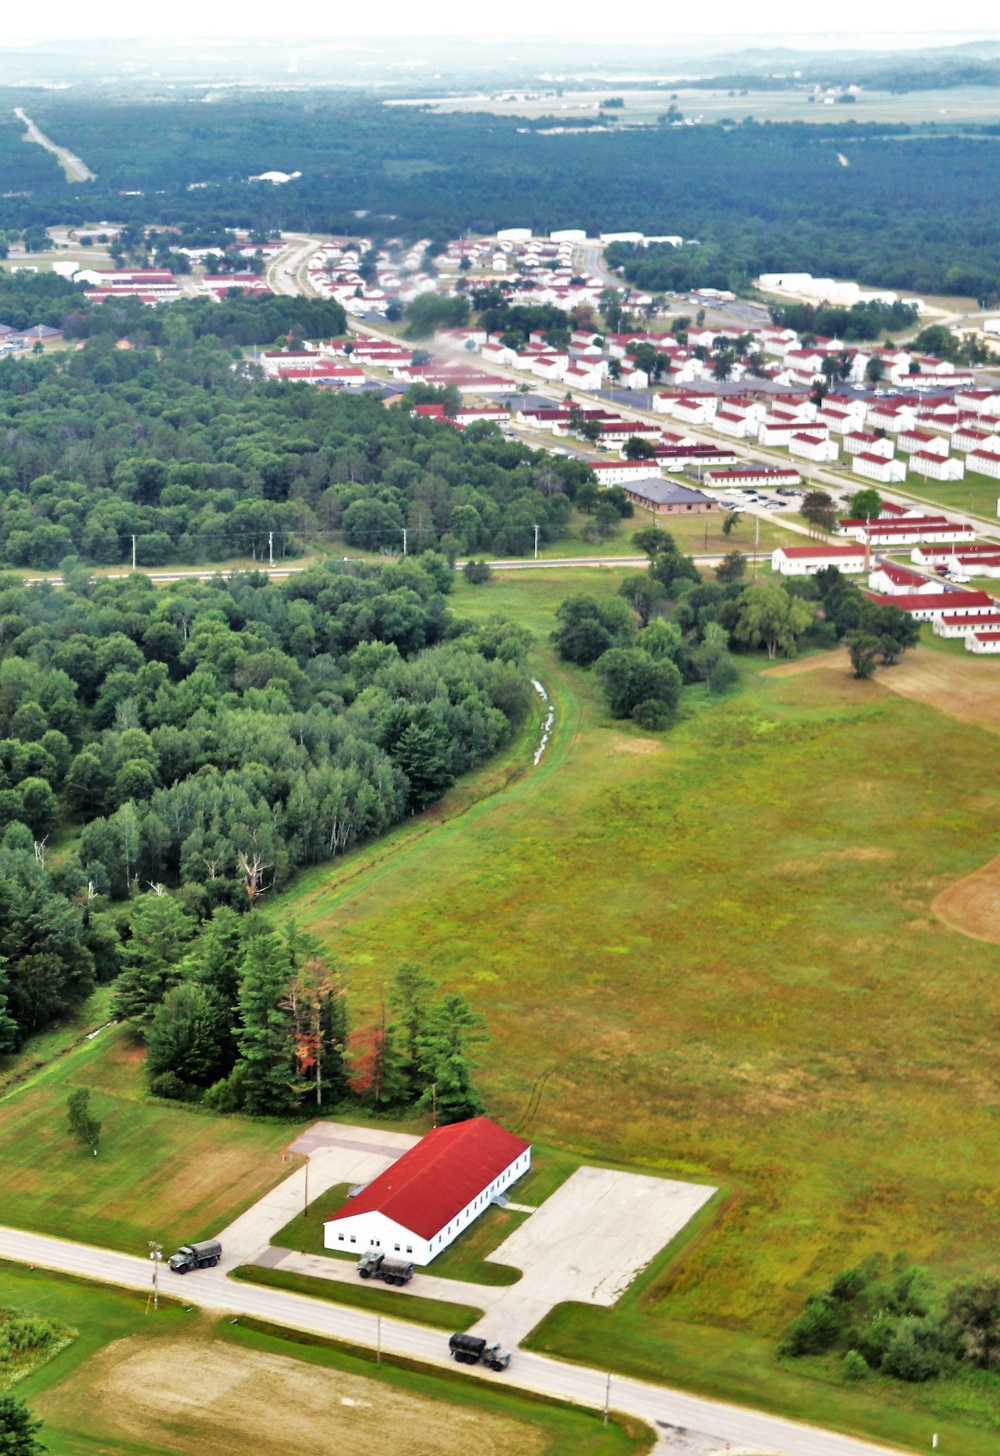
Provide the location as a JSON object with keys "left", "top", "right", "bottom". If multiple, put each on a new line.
{"left": 324, "top": 1117, "right": 531, "bottom": 1265}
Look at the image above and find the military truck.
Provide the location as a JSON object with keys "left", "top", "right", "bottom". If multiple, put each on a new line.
{"left": 448, "top": 1332, "right": 511, "bottom": 1371}
{"left": 357, "top": 1249, "right": 414, "bottom": 1285}
{"left": 168, "top": 1239, "right": 222, "bottom": 1273}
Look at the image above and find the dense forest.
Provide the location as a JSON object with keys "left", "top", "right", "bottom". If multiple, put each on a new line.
{"left": 0, "top": 556, "right": 533, "bottom": 1052}
{"left": 0, "top": 315, "right": 594, "bottom": 570}
{"left": 3, "top": 90, "right": 1000, "bottom": 299}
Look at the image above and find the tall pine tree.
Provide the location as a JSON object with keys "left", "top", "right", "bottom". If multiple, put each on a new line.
{"left": 236, "top": 926, "right": 296, "bottom": 1116}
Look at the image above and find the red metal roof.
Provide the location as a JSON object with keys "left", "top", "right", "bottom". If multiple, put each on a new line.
{"left": 326, "top": 1118, "right": 530, "bottom": 1240}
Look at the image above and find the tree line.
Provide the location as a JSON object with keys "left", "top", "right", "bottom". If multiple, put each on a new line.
{"left": 0, "top": 557, "right": 532, "bottom": 1048}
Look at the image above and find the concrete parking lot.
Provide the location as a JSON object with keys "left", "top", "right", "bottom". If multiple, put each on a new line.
{"left": 473, "top": 1166, "right": 716, "bottom": 1348}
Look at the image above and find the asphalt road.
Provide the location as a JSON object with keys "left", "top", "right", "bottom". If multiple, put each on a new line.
{"left": 0, "top": 1222, "right": 905, "bottom": 1456}
{"left": 13, "top": 107, "right": 95, "bottom": 183}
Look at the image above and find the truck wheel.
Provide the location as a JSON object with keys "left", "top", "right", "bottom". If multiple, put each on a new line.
{"left": 359, "top": 1269, "right": 370, "bottom": 1279}
{"left": 210, "top": 1257, "right": 219, "bottom": 1267}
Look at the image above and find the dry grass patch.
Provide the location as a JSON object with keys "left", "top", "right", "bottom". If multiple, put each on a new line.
{"left": 43, "top": 1334, "right": 544, "bottom": 1456}
{"left": 933, "top": 852, "right": 1000, "bottom": 945}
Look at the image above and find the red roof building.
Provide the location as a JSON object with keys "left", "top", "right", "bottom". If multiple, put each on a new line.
{"left": 324, "top": 1117, "right": 531, "bottom": 1265}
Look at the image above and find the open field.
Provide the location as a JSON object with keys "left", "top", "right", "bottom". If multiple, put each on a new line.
{"left": 268, "top": 568, "right": 1000, "bottom": 1444}
{"left": 388, "top": 85, "right": 1000, "bottom": 127}
{"left": 0, "top": 1025, "right": 301, "bottom": 1253}
{"left": 0, "top": 1265, "right": 646, "bottom": 1456}
{"left": 932, "top": 852, "right": 1000, "bottom": 944}
{"left": 770, "top": 636, "right": 1000, "bottom": 736}
{"left": 537, "top": 504, "right": 795, "bottom": 561}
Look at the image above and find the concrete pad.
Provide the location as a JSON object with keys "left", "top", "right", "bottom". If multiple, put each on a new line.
{"left": 488, "top": 1166, "right": 716, "bottom": 1306}
{"left": 469, "top": 1166, "right": 716, "bottom": 1348}
{"left": 214, "top": 1122, "right": 418, "bottom": 1271}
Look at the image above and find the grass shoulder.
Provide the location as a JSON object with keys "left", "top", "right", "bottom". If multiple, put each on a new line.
{"left": 231, "top": 1262, "right": 484, "bottom": 1331}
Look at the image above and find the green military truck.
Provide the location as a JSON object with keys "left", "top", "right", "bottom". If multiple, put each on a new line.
{"left": 448, "top": 1332, "right": 511, "bottom": 1371}
{"left": 168, "top": 1239, "right": 222, "bottom": 1273}
{"left": 357, "top": 1248, "right": 415, "bottom": 1285}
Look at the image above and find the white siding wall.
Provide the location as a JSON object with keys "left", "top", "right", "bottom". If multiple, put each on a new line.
{"left": 324, "top": 1149, "right": 532, "bottom": 1266}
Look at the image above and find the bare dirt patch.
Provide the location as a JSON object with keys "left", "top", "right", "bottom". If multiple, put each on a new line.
{"left": 607, "top": 735, "right": 663, "bottom": 755}
{"left": 42, "top": 1334, "right": 543, "bottom": 1456}
{"left": 767, "top": 645, "right": 1000, "bottom": 735}
{"left": 933, "top": 853, "right": 1000, "bottom": 945}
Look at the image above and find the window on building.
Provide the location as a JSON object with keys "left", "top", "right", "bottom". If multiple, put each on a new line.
{"left": 394, "top": 1244, "right": 400, "bottom": 1251}
{"left": 406, "top": 1246, "right": 412, "bottom": 1254}
{"left": 337, "top": 1233, "right": 345, "bottom": 1242}
{"left": 349, "top": 1236, "right": 356, "bottom": 1244}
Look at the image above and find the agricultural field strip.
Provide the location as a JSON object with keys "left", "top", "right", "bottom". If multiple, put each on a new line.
{"left": 0, "top": 1220, "right": 906, "bottom": 1456}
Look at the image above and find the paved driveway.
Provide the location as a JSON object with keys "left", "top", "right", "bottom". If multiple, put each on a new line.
{"left": 216, "top": 1122, "right": 418, "bottom": 1271}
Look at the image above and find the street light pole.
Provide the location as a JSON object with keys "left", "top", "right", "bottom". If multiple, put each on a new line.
{"left": 148, "top": 1241, "right": 162, "bottom": 1311}
{"left": 604, "top": 1372, "right": 611, "bottom": 1427}
{"left": 533, "top": 524, "right": 540, "bottom": 560}
{"left": 303, "top": 1154, "right": 310, "bottom": 1218}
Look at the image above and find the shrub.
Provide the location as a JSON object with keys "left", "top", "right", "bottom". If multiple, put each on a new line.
{"left": 463, "top": 559, "right": 492, "bottom": 584}
{"left": 780, "top": 1295, "right": 842, "bottom": 1357}
{"left": 842, "top": 1349, "right": 869, "bottom": 1382}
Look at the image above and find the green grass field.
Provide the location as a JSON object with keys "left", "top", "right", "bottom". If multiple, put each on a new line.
{"left": 536, "top": 504, "right": 796, "bottom": 560}
{"left": 892, "top": 468, "right": 1000, "bottom": 522}
{"left": 0, "top": 1263, "right": 649, "bottom": 1456}
{"left": 269, "top": 568, "right": 1000, "bottom": 1445}
{"left": 0, "top": 1025, "right": 302, "bottom": 1253}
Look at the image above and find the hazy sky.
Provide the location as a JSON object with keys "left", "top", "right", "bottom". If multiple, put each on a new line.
{"left": 2, "top": 4, "right": 998, "bottom": 45}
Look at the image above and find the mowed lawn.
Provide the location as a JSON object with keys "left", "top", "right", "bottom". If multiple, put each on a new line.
{"left": 0, "top": 1027, "right": 301, "bottom": 1253}
{"left": 276, "top": 571, "right": 1000, "bottom": 1404}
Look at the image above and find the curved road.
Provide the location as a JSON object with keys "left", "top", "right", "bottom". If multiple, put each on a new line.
{"left": 0, "top": 1222, "right": 904, "bottom": 1456}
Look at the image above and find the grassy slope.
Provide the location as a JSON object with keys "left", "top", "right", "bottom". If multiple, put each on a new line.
{"left": 0, "top": 1264, "right": 649, "bottom": 1456}
{"left": 272, "top": 569, "right": 1000, "bottom": 1447}
{"left": 0, "top": 1025, "right": 302, "bottom": 1252}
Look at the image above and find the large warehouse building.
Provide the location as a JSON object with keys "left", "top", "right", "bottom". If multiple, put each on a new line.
{"left": 324, "top": 1117, "right": 531, "bottom": 1265}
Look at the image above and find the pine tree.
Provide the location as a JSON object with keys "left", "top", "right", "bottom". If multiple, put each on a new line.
{"left": 389, "top": 962, "right": 436, "bottom": 1096}
{"left": 416, "top": 993, "right": 488, "bottom": 1124}
{"left": 236, "top": 927, "right": 296, "bottom": 1116}
{"left": 66, "top": 1087, "right": 101, "bottom": 1155}
{"left": 0, "top": 1394, "right": 46, "bottom": 1456}
{"left": 110, "top": 894, "right": 195, "bottom": 1027}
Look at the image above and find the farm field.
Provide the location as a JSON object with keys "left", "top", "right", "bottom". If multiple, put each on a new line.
{"left": 272, "top": 567, "right": 1000, "bottom": 1443}
{"left": 0, "top": 1265, "right": 642, "bottom": 1456}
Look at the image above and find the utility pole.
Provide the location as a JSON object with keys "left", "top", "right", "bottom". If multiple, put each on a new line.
{"left": 533, "top": 523, "right": 540, "bottom": 560}
{"left": 401, "top": 527, "right": 408, "bottom": 556}
{"left": 431, "top": 1082, "right": 437, "bottom": 1128}
{"left": 131, "top": 535, "right": 137, "bottom": 571}
{"left": 377, "top": 1314, "right": 382, "bottom": 1365}
{"left": 753, "top": 513, "right": 759, "bottom": 579}
{"left": 148, "top": 1241, "right": 162, "bottom": 1311}
{"left": 268, "top": 530, "right": 274, "bottom": 567}
{"left": 303, "top": 1155, "right": 310, "bottom": 1217}
{"left": 604, "top": 1372, "right": 611, "bottom": 1427}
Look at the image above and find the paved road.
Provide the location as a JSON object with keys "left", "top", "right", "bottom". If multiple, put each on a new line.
{"left": 0, "top": 1222, "right": 905, "bottom": 1456}
{"left": 13, "top": 108, "right": 95, "bottom": 182}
